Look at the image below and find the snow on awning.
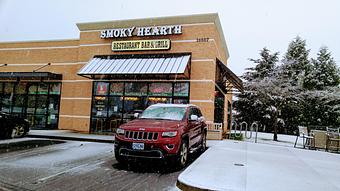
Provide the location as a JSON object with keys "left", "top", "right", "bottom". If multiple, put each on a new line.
{"left": 78, "top": 54, "right": 191, "bottom": 79}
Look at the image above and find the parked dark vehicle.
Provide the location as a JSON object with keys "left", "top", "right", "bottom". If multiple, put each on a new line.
{"left": 0, "top": 112, "right": 30, "bottom": 139}
{"left": 114, "top": 104, "right": 207, "bottom": 168}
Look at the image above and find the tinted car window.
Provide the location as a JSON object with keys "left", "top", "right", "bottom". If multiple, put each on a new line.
{"left": 189, "top": 107, "right": 203, "bottom": 119}
{"left": 189, "top": 107, "right": 200, "bottom": 117}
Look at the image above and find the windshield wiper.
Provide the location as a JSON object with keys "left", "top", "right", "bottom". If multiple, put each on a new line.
{"left": 140, "top": 117, "right": 177, "bottom": 121}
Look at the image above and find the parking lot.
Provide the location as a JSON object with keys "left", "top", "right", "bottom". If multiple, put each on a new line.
{"left": 0, "top": 138, "right": 191, "bottom": 191}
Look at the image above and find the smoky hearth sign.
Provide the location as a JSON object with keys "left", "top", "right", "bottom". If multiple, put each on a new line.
{"left": 100, "top": 25, "right": 182, "bottom": 38}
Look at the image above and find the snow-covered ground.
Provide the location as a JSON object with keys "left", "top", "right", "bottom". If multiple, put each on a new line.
{"left": 0, "top": 139, "right": 183, "bottom": 190}
{"left": 243, "top": 131, "right": 304, "bottom": 148}
{"left": 179, "top": 138, "right": 340, "bottom": 191}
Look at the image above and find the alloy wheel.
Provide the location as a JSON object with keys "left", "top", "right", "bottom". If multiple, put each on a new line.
{"left": 202, "top": 133, "right": 207, "bottom": 151}
{"left": 14, "top": 124, "right": 25, "bottom": 137}
{"left": 180, "top": 142, "right": 188, "bottom": 166}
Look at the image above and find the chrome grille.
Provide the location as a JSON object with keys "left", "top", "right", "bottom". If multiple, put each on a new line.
{"left": 124, "top": 131, "right": 158, "bottom": 141}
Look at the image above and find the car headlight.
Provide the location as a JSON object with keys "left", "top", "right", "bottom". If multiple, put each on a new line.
{"left": 116, "top": 128, "right": 125, "bottom": 135}
{"left": 162, "top": 131, "right": 177, "bottom": 137}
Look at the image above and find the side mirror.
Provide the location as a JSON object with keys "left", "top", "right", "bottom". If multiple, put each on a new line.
{"left": 199, "top": 116, "right": 205, "bottom": 122}
{"left": 190, "top": 115, "right": 198, "bottom": 121}
{"left": 133, "top": 113, "right": 140, "bottom": 118}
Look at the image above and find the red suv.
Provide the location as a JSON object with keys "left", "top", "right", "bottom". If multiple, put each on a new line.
{"left": 114, "top": 104, "right": 207, "bottom": 167}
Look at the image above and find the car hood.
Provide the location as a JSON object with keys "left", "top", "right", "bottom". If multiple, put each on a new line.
{"left": 120, "top": 119, "right": 182, "bottom": 131}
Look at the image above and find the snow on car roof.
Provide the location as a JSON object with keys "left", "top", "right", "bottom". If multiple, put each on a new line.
{"left": 148, "top": 103, "right": 197, "bottom": 108}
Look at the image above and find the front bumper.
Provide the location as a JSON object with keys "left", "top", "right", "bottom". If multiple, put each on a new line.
{"left": 114, "top": 137, "right": 178, "bottom": 159}
{"left": 119, "top": 147, "right": 164, "bottom": 159}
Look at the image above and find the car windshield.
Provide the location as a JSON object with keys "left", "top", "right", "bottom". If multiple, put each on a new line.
{"left": 140, "top": 106, "right": 186, "bottom": 121}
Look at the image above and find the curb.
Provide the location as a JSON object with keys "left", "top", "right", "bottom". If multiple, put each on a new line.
{"left": 27, "top": 134, "right": 114, "bottom": 144}
{"left": 176, "top": 179, "right": 212, "bottom": 191}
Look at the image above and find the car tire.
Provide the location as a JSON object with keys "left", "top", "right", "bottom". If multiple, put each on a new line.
{"left": 201, "top": 132, "right": 207, "bottom": 152}
{"left": 177, "top": 140, "right": 188, "bottom": 168}
{"left": 115, "top": 155, "right": 125, "bottom": 164}
{"left": 114, "top": 150, "right": 126, "bottom": 165}
{"left": 14, "top": 123, "right": 27, "bottom": 138}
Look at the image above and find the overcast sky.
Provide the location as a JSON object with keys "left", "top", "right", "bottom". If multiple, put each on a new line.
{"left": 0, "top": 0, "right": 339, "bottom": 75}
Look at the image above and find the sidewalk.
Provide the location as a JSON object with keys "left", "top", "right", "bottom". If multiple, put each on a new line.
{"left": 27, "top": 130, "right": 114, "bottom": 143}
{"left": 177, "top": 134, "right": 340, "bottom": 191}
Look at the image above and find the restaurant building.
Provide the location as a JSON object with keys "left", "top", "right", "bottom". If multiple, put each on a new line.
{"left": 0, "top": 13, "right": 242, "bottom": 136}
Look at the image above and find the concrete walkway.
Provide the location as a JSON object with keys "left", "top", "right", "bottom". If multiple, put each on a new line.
{"left": 178, "top": 138, "right": 340, "bottom": 191}
{"left": 27, "top": 130, "right": 114, "bottom": 143}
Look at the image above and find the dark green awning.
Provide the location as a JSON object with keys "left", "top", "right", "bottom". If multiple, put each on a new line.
{"left": 216, "top": 59, "right": 244, "bottom": 93}
{"left": 0, "top": 72, "right": 62, "bottom": 81}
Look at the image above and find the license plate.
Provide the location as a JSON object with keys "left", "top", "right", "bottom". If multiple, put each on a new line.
{"left": 132, "top": 143, "right": 144, "bottom": 150}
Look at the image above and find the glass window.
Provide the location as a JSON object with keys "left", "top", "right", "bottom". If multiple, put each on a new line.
{"left": 108, "top": 96, "right": 123, "bottom": 130}
{"left": 1, "top": 83, "right": 14, "bottom": 113}
{"left": 91, "top": 117, "right": 106, "bottom": 132}
{"left": 147, "top": 97, "right": 172, "bottom": 106}
{"left": 47, "top": 95, "right": 60, "bottom": 127}
{"left": 92, "top": 96, "right": 108, "bottom": 117}
{"left": 15, "top": 83, "right": 27, "bottom": 94}
{"left": 4, "top": 83, "right": 14, "bottom": 95}
{"left": 90, "top": 81, "right": 190, "bottom": 133}
{"left": 36, "top": 95, "right": 48, "bottom": 114}
{"left": 108, "top": 96, "right": 123, "bottom": 118}
{"left": 174, "top": 83, "right": 189, "bottom": 96}
{"left": 28, "top": 84, "right": 38, "bottom": 94}
{"left": 174, "top": 98, "right": 189, "bottom": 104}
{"left": 27, "top": 95, "right": 36, "bottom": 114}
{"left": 12, "top": 95, "right": 26, "bottom": 113}
{"left": 48, "top": 95, "right": 60, "bottom": 115}
{"left": 94, "top": 82, "right": 109, "bottom": 95}
{"left": 26, "top": 115, "right": 35, "bottom": 127}
{"left": 110, "top": 83, "right": 124, "bottom": 96}
{"left": 37, "top": 83, "right": 49, "bottom": 94}
{"left": 49, "top": 83, "right": 61, "bottom": 95}
{"left": 123, "top": 97, "right": 147, "bottom": 119}
{"left": 149, "top": 83, "right": 172, "bottom": 96}
{"left": 125, "top": 83, "right": 147, "bottom": 96}
{"left": 0, "top": 81, "right": 61, "bottom": 129}
{"left": 1, "top": 94, "right": 12, "bottom": 113}
{"left": 35, "top": 115, "right": 47, "bottom": 128}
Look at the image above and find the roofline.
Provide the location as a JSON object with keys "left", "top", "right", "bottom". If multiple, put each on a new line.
{"left": 0, "top": 38, "right": 79, "bottom": 44}
{"left": 77, "top": 13, "right": 229, "bottom": 59}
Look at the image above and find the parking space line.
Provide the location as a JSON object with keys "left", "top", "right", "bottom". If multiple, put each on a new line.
{"left": 37, "top": 160, "right": 106, "bottom": 183}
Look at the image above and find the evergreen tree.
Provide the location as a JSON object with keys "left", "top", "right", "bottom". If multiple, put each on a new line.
{"left": 235, "top": 37, "right": 340, "bottom": 142}
{"left": 235, "top": 48, "right": 280, "bottom": 140}
{"left": 300, "top": 89, "right": 340, "bottom": 127}
{"left": 303, "top": 47, "right": 340, "bottom": 90}
{"left": 281, "top": 36, "right": 311, "bottom": 86}
{"left": 243, "top": 48, "right": 279, "bottom": 81}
